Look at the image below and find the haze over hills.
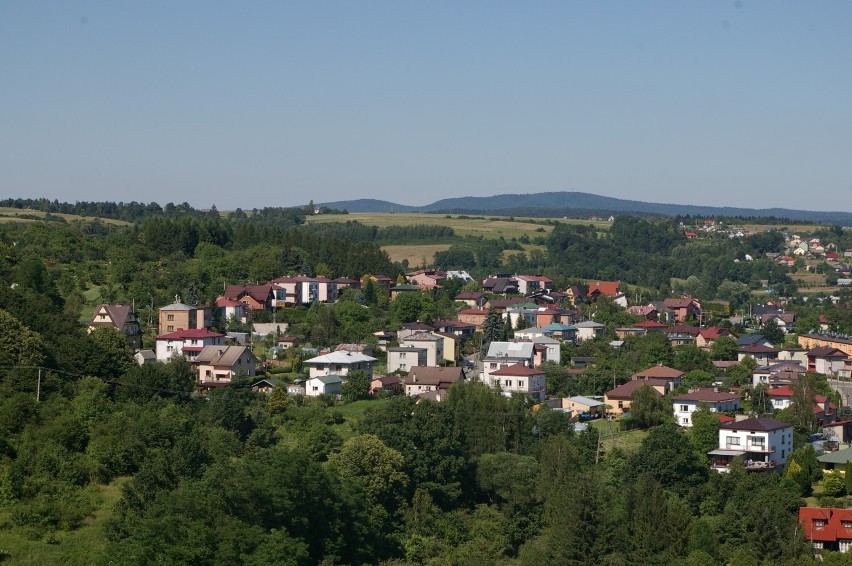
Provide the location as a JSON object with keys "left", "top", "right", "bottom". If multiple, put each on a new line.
{"left": 320, "top": 191, "right": 852, "bottom": 225}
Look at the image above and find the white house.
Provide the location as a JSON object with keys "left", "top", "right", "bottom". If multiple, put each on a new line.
{"left": 490, "top": 363, "right": 546, "bottom": 401}
{"left": 305, "top": 375, "right": 343, "bottom": 397}
{"left": 529, "top": 336, "right": 561, "bottom": 365}
{"left": 387, "top": 346, "right": 427, "bottom": 373}
{"left": 672, "top": 388, "right": 741, "bottom": 427}
{"left": 304, "top": 351, "right": 376, "bottom": 379}
{"left": 575, "top": 321, "right": 606, "bottom": 342}
{"left": 482, "top": 341, "right": 535, "bottom": 386}
{"left": 708, "top": 417, "right": 793, "bottom": 472}
{"left": 155, "top": 328, "right": 226, "bottom": 363}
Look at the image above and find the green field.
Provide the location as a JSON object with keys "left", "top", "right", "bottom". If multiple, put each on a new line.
{"left": 589, "top": 419, "right": 649, "bottom": 453}
{"left": 306, "top": 212, "right": 611, "bottom": 239}
{"left": 0, "top": 207, "right": 131, "bottom": 226}
{"left": 0, "top": 479, "right": 127, "bottom": 565}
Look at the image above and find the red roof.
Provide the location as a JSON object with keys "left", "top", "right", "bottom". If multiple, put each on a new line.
{"left": 156, "top": 328, "right": 225, "bottom": 340}
{"left": 632, "top": 364, "right": 684, "bottom": 380}
{"left": 216, "top": 297, "right": 244, "bottom": 307}
{"left": 768, "top": 385, "right": 795, "bottom": 397}
{"left": 667, "top": 324, "right": 700, "bottom": 336}
{"left": 458, "top": 308, "right": 487, "bottom": 316}
{"left": 800, "top": 507, "right": 852, "bottom": 543}
{"left": 588, "top": 281, "right": 620, "bottom": 297}
{"left": 717, "top": 414, "right": 736, "bottom": 424}
{"left": 491, "top": 363, "right": 543, "bottom": 377}
{"left": 698, "top": 327, "right": 733, "bottom": 340}
{"left": 664, "top": 297, "right": 698, "bottom": 309}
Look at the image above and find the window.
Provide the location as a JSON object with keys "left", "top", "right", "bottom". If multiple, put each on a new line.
{"left": 99, "top": 314, "right": 106, "bottom": 320}
{"left": 518, "top": 380, "right": 525, "bottom": 387}
{"left": 167, "top": 314, "right": 174, "bottom": 321}
{"left": 842, "top": 521, "right": 852, "bottom": 529}
{"left": 400, "top": 364, "right": 407, "bottom": 371}
{"left": 680, "top": 405, "right": 689, "bottom": 412}
{"left": 167, "top": 325, "right": 174, "bottom": 332}
{"left": 726, "top": 436, "right": 740, "bottom": 448}
{"left": 682, "top": 417, "right": 689, "bottom": 425}
{"left": 205, "top": 370, "right": 212, "bottom": 377}
{"left": 748, "top": 436, "right": 765, "bottom": 449}
{"left": 312, "top": 386, "right": 318, "bottom": 391}
{"left": 504, "top": 380, "right": 512, "bottom": 387}
{"left": 490, "top": 363, "right": 497, "bottom": 369}
{"left": 167, "top": 345, "right": 174, "bottom": 352}
{"left": 814, "top": 519, "right": 825, "bottom": 530}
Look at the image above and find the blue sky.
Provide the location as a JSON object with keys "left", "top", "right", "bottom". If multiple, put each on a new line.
{"left": 2, "top": 1, "right": 851, "bottom": 211}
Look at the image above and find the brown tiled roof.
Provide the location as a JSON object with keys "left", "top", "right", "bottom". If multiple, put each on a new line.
{"left": 673, "top": 388, "right": 739, "bottom": 403}
{"left": 606, "top": 379, "right": 666, "bottom": 399}
{"left": 720, "top": 417, "right": 791, "bottom": 432}
{"left": 195, "top": 345, "right": 256, "bottom": 367}
{"left": 405, "top": 366, "right": 464, "bottom": 386}
{"left": 632, "top": 365, "right": 684, "bottom": 380}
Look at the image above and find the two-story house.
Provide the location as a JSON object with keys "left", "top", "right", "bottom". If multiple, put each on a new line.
{"left": 159, "top": 297, "right": 211, "bottom": 334}
{"left": 482, "top": 341, "right": 536, "bottom": 387}
{"left": 403, "top": 366, "right": 464, "bottom": 397}
{"left": 800, "top": 507, "right": 852, "bottom": 553}
{"left": 387, "top": 346, "right": 427, "bottom": 373}
{"left": 672, "top": 388, "right": 741, "bottom": 427}
{"left": 490, "top": 363, "right": 546, "bottom": 401}
{"left": 304, "top": 351, "right": 376, "bottom": 379}
{"left": 155, "top": 328, "right": 226, "bottom": 363}
{"left": 195, "top": 345, "right": 258, "bottom": 389}
{"left": 708, "top": 417, "right": 793, "bottom": 472}
{"left": 87, "top": 304, "right": 142, "bottom": 349}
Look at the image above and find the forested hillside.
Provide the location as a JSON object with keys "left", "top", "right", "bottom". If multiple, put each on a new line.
{"left": 1, "top": 201, "right": 851, "bottom": 564}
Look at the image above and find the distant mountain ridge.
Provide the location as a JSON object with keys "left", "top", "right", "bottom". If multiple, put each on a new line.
{"left": 320, "top": 191, "right": 852, "bottom": 225}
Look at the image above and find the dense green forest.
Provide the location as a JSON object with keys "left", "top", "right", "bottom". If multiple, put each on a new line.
{"left": 2, "top": 201, "right": 852, "bottom": 564}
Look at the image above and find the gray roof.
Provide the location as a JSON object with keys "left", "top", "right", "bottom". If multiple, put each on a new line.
{"left": 818, "top": 447, "right": 852, "bottom": 465}
{"left": 195, "top": 345, "right": 257, "bottom": 367}
{"left": 575, "top": 321, "right": 605, "bottom": 328}
{"left": 567, "top": 396, "right": 605, "bottom": 408}
{"left": 159, "top": 301, "right": 195, "bottom": 311}
{"left": 310, "top": 375, "right": 344, "bottom": 385}
{"left": 305, "top": 351, "right": 377, "bottom": 364}
{"left": 485, "top": 341, "right": 535, "bottom": 359}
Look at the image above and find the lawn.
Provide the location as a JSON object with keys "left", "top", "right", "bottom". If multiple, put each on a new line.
{"left": 0, "top": 207, "right": 130, "bottom": 226}
{"left": 382, "top": 244, "right": 453, "bottom": 266}
{"left": 306, "top": 212, "right": 600, "bottom": 240}
{"left": 0, "top": 478, "right": 127, "bottom": 565}
{"left": 589, "top": 419, "right": 649, "bottom": 453}
{"left": 330, "top": 398, "right": 390, "bottom": 438}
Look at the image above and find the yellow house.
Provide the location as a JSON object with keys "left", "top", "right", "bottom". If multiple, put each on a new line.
{"left": 799, "top": 333, "right": 852, "bottom": 357}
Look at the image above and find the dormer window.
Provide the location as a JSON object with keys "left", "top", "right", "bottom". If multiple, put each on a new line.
{"left": 815, "top": 519, "right": 825, "bottom": 530}
{"left": 843, "top": 521, "right": 852, "bottom": 529}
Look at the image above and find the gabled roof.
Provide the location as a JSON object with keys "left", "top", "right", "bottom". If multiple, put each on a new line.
{"left": 588, "top": 281, "right": 620, "bottom": 297}
{"left": 216, "top": 297, "right": 244, "bottom": 307}
{"left": 737, "top": 334, "right": 769, "bottom": 346}
{"left": 632, "top": 320, "right": 669, "bottom": 329}
{"left": 309, "top": 375, "right": 344, "bottom": 385}
{"left": 799, "top": 507, "right": 852, "bottom": 543}
{"left": 808, "top": 347, "right": 848, "bottom": 358}
{"left": 90, "top": 304, "right": 135, "bottom": 327}
{"left": 698, "top": 327, "right": 733, "bottom": 340}
{"left": 633, "top": 364, "right": 684, "bottom": 380}
{"left": 405, "top": 366, "right": 464, "bottom": 386}
{"left": 491, "top": 363, "right": 543, "bottom": 377}
{"left": 605, "top": 379, "right": 666, "bottom": 399}
{"left": 195, "top": 345, "right": 257, "bottom": 367}
{"left": 664, "top": 297, "right": 698, "bottom": 309}
{"left": 720, "top": 417, "right": 791, "bottom": 432}
{"left": 402, "top": 321, "right": 434, "bottom": 331}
